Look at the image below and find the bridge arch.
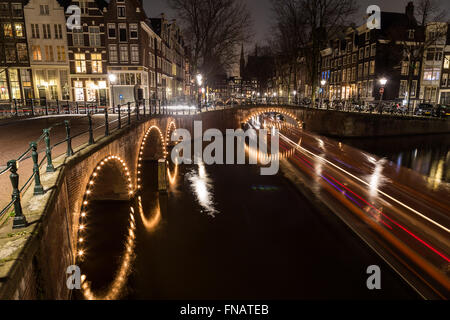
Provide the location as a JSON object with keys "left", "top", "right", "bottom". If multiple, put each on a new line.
{"left": 243, "top": 108, "right": 303, "bottom": 129}
{"left": 76, "top": 155, "right": 137, "bottom": 300}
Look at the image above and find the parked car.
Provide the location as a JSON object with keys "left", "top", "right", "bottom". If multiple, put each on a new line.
{"left": 415, "top": 103, "right": 434, "bottom": 116}
{"left": 434, "top": 104, "right": 450, "bottom": 118}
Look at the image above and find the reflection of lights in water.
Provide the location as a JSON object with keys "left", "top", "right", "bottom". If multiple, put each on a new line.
{"left": 187, "top": 162, "right": 218, "bottom": 217}
{"left": 138, "top": 196, "right": 161, "bottom": 232}
{"left": 365, "top": 156, "right": 388, "bottom": 200}
{"left": 78, "top": 155, "right": 136, "bottom": 300}
{"left": 167, "top": 163, "right": 179, "bottom": 185}
{"left": 427, "top": 159, "right": 444, "bottom": 190}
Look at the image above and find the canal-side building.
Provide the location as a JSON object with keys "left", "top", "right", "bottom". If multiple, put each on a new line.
{"left": 439, "top": 24, "right": 450, "bottom": 104}
{"left": 24, "top": 0, "right": 71, "bottom": 102}
{"left": 65, "top": 0, "right": 108, "bottom": 106}
{"left": 104, "top": 0, "right": 151, "bottom": 106}
{"left": 0, "top": 0, "right": 33, "bottom": 104}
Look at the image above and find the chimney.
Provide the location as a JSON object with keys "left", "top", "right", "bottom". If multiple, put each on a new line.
{"left": 406, "top": 2, "right": 414, "bottom": 20}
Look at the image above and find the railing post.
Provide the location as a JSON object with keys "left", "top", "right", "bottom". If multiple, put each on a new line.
{"left": 14, "top": 99, "right": 18, "bottom": 116}
{"left": 127, "top": 102, "right": 131, "bottom": 125}
{"left": 143, "top": 99, "right": 146, "bottom": 117}
{"left": 64, "top": 120, "right": 74, "bottom": 156}
{"left": 43, "top": 129, "right": 55, "bottom": 172}
{"left": 57, "top": 99, "right": 60, "bottom": 115}
{"left": 30, "top": 141, "right": 44, "bottom": 196}
{"left": 104, "top": 107, "right": 109, "bottom": 136}
{"left": 117, "top": 105, "right": 122, "bottom": 129}
{"left": 8, "top": 160, "right": 28, "bottom": 229}
{"left": 88, "top": 112, "right": 94, "bottom": 145}
{"left": 31, "top": 98, "right": 35, "bottom": 116}
{"left": 45, "top": 99, "right": 49, "bottom": 116}
{"left": 76, "top": 102, "right": 79, "bottom": 114}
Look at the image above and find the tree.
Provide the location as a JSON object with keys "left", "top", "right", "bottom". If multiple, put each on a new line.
{"left": 392, "top": 0, "right": 448, "bottom": 112}
{"left": 270, "top": 0, "right": 358, "bottom": 104}
{"left": 168, "top": 0, "right": 253, "bottom": 81}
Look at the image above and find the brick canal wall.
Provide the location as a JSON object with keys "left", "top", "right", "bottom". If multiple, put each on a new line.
{"left": 234, "top": 106, "right": 450, "bottom": 137}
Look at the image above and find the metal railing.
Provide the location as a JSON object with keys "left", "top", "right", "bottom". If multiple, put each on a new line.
{"left": 0, "top": 99, "right": 184, "bottom": 229}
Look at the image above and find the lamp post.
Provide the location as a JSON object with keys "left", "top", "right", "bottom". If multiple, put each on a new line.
{"left": 379, "top": 78, "right": 388, "bottom": 114}
{"left": 320, "top": 80, "right": 326, "bottom": 109}
{"left": 109, "top": 73, "right": 117, "bottom": 113}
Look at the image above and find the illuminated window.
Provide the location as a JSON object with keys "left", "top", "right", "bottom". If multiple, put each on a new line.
{"left": 109, "top": 45, "right": 118, "bottom": 62}
{"left": 444, "top": 55, "right": 450, "bottom": 69}
{"left": 44, "top": 45, "right": 54, "bottom": 61}
{"left": 9, "top": 69, "right": 21, "bottom": 99}
{"left": 0, "top": 70, "right": 9, "bottom": 100}
{"left": 56, "top": 46, "right": 66, "bottom": 61}
{"left": 131, "top": 45, "right": 139, "bottom": 63}
{"left": 32, "top": 45, "right": 42, "bottom": 61}
{"left": 91, "top": 53, "right": 102, "bottom": 73}
{"left": 75, "top": 53, "right": 86, "bottom": 73}
{"left": 4, "top": 23, "right": 12, "bottom": 37}
{"left": 74, "top": 81, "right": 84, "bottom": 101}
{"left": 120, "top": 45, "right": 128, "bottom": 62}
{"left": 14, "top": 23, "right": 24, "bottom": 37}
{"left": 401, "top": 61, "right": 409, "bottom": 75}
{"left": 423, "top": 68, "right": 440, "bottom": 81}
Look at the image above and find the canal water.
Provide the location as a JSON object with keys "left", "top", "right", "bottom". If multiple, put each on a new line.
{"left": 75, "top": 154, "right": 421, "bottom": 300}
{"left": 341, "top": 133, "right": 450, "bottom": 184}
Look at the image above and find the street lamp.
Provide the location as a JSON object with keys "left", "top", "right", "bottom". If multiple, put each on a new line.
{"left": 379, "top": 78, "right": 388, "bottom": 113}
{"left": 320, "top": 80, "right": 327, "bottom": 109}
{"left": 109, "top": 74, "right": 117, "bottom": 113}
{"left": 196, "top": 74, "right": 203, "bottom": 110}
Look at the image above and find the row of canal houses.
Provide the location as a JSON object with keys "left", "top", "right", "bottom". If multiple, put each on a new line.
{"left": 0, "top": 0, "right": 191, "bottom": 107}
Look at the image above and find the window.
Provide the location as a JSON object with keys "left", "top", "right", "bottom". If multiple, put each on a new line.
{"left": 414, "top": 61, "right": 420, "bottom": 76}
{"left": 365, "top": 31, "right": 370, "bottom": 41}
{"left": 364, "top": 46, "right": 370, "bottom": 58}
{"left": 368, "top": 80, "right": 373, "bottom": 97}
{"left": 120, "top": 45, "right": 128, "bottom": 62}
{"left": 72, "top": 28, "right": 84, "bottom": 46}
{"left": 364, "top": 62, "right": 369, "bottom": 77}
{"left": 14, "top": 23, "right": 24, "bottom": 37}
{"left": 130, "top": 24, "right": 138, "bottom": 39}
{"left": 54, "top": 24, "right": 63, "bottom": 39}
{"left": 9, "top": 69, "right": 21, "bottom": 99}
{"left": 75, "top": 53, "right": 86, "bottom": 73}
{"left": 401, "top": 61, "right": 409, "bottom": 75}
{"left": 109, "top": 45, "right": 118, "bottom": 62}
{"left": 32, "top": 45, "right": 42, "bottom": 61}
{"left": 60, "top": 70, "right": 70, "bottom": 100}
{"left": 131, "top": 45, "right": 139, "bottom": 63}
{"left": 31, "top": 24, "right": 40, "bottom": 39}
{"left": 89, "top": 27, "right": 101, "bottom": 47}
{"left": 6, "top": 45, "right": 16, "bottom": 62}
{"left": 441, "top": 73, "right": 448, "bottom": 87}
{"left": 117, "top": 6, "right": 126, "bottom": 18}
{"left": 91, "top": 53, "right": 102, "bottom": 73}
{"left": 369, "top": 60, "right": 375, "bottom": 75}
{"left": 351, "top": 67, "right": 356, "bottom": 81}
{"left": 12, "top": 3, "right": 23, "bottom": 17}
{"left": 411, "top": 80, "right": 417, "bottom": 96}
{"left": 358, "top": 64, "right": 363, "bottom": 78}
{"left": 370, "top": 44, "right": 376, "bottom": 57}
{"left": 44, "top": 45, "right": 53, "bottom": 61}
{"left": 43, "top": 24, "right": 51, "bottom": 39}
{"left": 74, "top": 81, "right": 84, "bottom": 102}
{"left": 79, "top": 0, "right": 88, "bottom": 14}
{"left": 17, "top": 43, "right": 27, "bottom": 62}
{"left": 423, "top": 68, "right": 440, "bottom": 81}
{"left": 0, "top": 3, "right": 9, "bottom": 18}
{"left": 40, "top": 5, "right": 49, "bottom": 15}
{"left": 408, "top": 30, "right": 415, "bottom": 40}
{"left": 399, "top": 80, "right": 408, "bottom": 97}
{"left": 119, "top": 24, "right": 127, "bottom": 42}
{"left": 4, "top": 23, "right": 12, "bottom": 37}
{"left": 444, "top": 55, "right": 450, "bottom": 69}
{"left": 56, "top": 46, "right": 66, "bottom": 61}
{"left": 0, "top": 70, "right": 9, "bottom": 100}
{"left": 342, "top": 69, "right": 346, "bottom": 82}
{"left": 359, "top": 47, "right": 364, "bottom": 60}
{"left": 108, "top": 24, "right": 116, "bottom": 38}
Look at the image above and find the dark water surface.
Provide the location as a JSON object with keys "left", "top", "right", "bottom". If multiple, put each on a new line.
{"left": 341, "top": 134, "right": 450, "bottom": 183}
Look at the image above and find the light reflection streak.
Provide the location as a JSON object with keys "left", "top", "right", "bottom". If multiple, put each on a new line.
{"left": 186, "top": 161, "right": 219, "bottom": 217}
{"left": 138, "top": 195, "right": 161, "bottom": 232}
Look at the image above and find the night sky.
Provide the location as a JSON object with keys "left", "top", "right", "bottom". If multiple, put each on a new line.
{"left": 144, "top": 0, "right": 450, "bottom": 45}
